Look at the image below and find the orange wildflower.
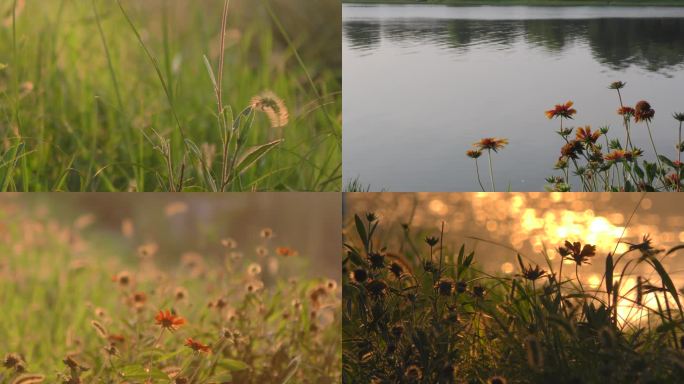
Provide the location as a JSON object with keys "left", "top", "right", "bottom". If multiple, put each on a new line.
{"left": 155, "top": 310, "right": 186, "bottom": 331}
{"left": 545, "top": 101, "right": 576, "bottom": 119}
{"left": 617, "top": 106, "right": 635, "bottom": 117}
{"left": 473, "top": 138, "right": 508, "bottom": 152}
{"left": 575, "top": 126, "right": 600, "bottom": 144}
{"left": 604, "top": 149, "right": 626, "bottom": 162}
{"left": 185, "top": 338, "right": 211, "bottom": 353}
{"left": 276, "top": 247, "right": 298, "bottom": 257}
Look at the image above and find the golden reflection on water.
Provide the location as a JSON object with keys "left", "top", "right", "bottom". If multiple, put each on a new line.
{"left": 346, "top": 192, "right": 684, "bottom": 326}
{"left": 346, "top": 192, "right": 684, "bottom": 281}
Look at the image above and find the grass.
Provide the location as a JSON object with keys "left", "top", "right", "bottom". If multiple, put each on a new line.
{"left": 0, "top": 0, "right": 341, "bottom": 191}
{"left": 342, "top": 206, "right": 684, "bottom": 383}
{"left": 0, "top": 202, "right": 341, "bottom": 383}
{"left": 344, "top": 0, "right": 684, "bottom": 5}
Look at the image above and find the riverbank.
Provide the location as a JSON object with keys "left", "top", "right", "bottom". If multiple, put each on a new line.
{"left": 344, "top": 0, "right": 684, "bottom": 6}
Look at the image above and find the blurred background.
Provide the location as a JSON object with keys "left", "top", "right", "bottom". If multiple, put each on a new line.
{"left": 0, "top": 193, "right": 341, "bottom": 279}
{"left": 345, "top": 193, "right": 684, "bottom": 286}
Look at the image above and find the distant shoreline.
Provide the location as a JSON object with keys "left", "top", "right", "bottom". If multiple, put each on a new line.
{"left": 343, "top": 0, "right": 684, "bottom": 6}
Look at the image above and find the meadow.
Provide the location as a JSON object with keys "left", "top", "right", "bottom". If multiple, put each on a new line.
{"left": 342, "top": 200, "right": 684, "bottom": 383}
{"left": 0, "top": 197, "right": 341, "bottom": 383}
{"left": 0, "top": 0, "right": 341, "bottom": 191}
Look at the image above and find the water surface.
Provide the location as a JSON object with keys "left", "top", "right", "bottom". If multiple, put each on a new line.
{"left": 343, "top": 5, "right": 684, "bottom": 191}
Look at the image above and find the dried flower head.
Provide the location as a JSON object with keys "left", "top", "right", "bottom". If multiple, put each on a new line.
{"left": 404, "top": 365, "right": 423, "bottom": 381}
{"left": 155, "top": 310, "right": 186, "bottom": 331}
{"left": 634, "top": 100, "right": 655, "bottom": 123}
{"left": 608, "top": 81, "right": 626, "bottom": 90}
{"left": 674, "top": 112, "right": 684, "bottom": 122}
{"left": 351, "top": 268, "right": 368, "bottom": 283}
{"left": 260, "top": 228, "right": 274, "bottom": 239}
{"left": 250, "top": 91, "right": 289, "bottom": 128}
{"left": 247, "top": 263, "right": 262, "bottom": 276}
{"left": 545, "top": 101, "right": 576, "bottom": 120}
{"left": 221, "top": 238, "right": 238, "bottom": 249}
{"left": 434, "top": 278, "right": 454, "bottom": 296}
{"left": 111, "top": 271, "right": 131, "bottom": 287}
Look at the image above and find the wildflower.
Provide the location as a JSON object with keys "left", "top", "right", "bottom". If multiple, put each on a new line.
{"left": 625, "top": 148, "right": 644, "bottom": 161}
{"left": 174, "top": 287, "right": 188, "bottom": 301}
{"left": 325, "top": 279, "right": 338, "bottom": 292}
{"left": 424, "top": 236, "right": 439, "bottom": 247}
{"left": 3, "top": 353, "right": 24, "bottom": 369}
{"left": 155, "top": 310, "right": 186, "bottom": 331}
{"left": 576, "top": 126, "right": 600, "bottom": 144}
{"left": 247, "top": 263, "right": 262, "bottom": 276}
{"left": 185, "top": 338, "right": 211, "bottom": 353}
{"left": 560, "top": 140, "right": 583, "bottom": 159}
{"left": 351, "top": 268, "right": 368, "bottom": 283}
{"left": 473, "top": 285, "right": 486, "bottom": 298}
{"left": 365, "top": 279, "right": 388, "bottom": 297}
{"left": 545, "top": 101, "right": 576, "bottom": 120}
{"left": 558, "top": 240, "right": 596, "bottom": 266}
{"left": 366, "top": 212, "right": 378, "bottom": 222}
{"left": 617, "top": 106, "right": 635, "bottom": 117}
{"left": 260, "top": 228, "right": 274, "bottom": 239}
{"left": 220, "top": 238, "right": 237, "bottom": 248}
{"left": 404, "top": 365, "right": 423, "bottom": 381}
{"left": 555, "top": 157, "right": 569, "bottom": 169}
{"left": 474, "top": 137, "right": 508, "bottom": 152}
{"left": 434, "top": 278, "right": 454, "bottom": 296}
{"left": 456, "top": 281, "right": 467, "bottom": 293}
{"left": 466, "top": 149, "right": 482, "bottom": 159}
{"left": 666, "top": 173, "right": 682, "bottom": 188}
{"left": 389, "top": 261, "right": 404, "bottom": 279}
{"left": 609, "top": 81, "right": 626, "bottom": 90}
{"left": 674, "top": 112, "right": 684, "bottom": 122}
{"left": 108, "top": 334, "right": 126, "bottom": 345}
{"left": 256, "top": 246, "right": 269, "bottom": 257}
{"left": 368, "top": 252, "right": 385, "bottom": 269}
{"left": 111, "top": 271, "right": 131, "bottom": 287}
{"left": 634, "top": 100, "right": 655, "bottom": 123}
{"left": 604, "top": 149, "right": 626, "bottom": 162}
{"left": 132, "top": 292, "right": 147, "bottom": 308}
{"left": 519, "top": 264, "right": 547, "bottom": 282}
{"left": 250, "top": 91, "right": 289, "bottom": 128}
{"left": 245, "top": 280, "right": 264, "bottom": 294}
{"left": 137, "top": 242, "right": 158, "bottom": 258}
{"left": 276, "top": 246, "right": 297, "bottom": 257}
{"left": 625, "top": 234, "right": 662, "bottom": 257}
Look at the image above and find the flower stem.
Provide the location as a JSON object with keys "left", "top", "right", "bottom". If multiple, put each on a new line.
{"left": 474, "top": 159, "right": 486, "bottom": 192}
{"left": 678, "top": 122, "right": 682, "bottom": 192}
{"left": 487, "top": 149, "right": 496, "bottom": 192}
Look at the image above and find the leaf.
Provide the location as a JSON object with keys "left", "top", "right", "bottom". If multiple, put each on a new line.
{"left": 220, "top": 358, "right": 249, "bottom": 371}
{"left": 202, "top": 55, "right": 218, "bottom": 91}
{"left": 648, "top": 256, "right": 683, "bottom": 313}
{"left": 230, "top": 139, "right": 283, "bottom": 180}
{"left": 280, "top": 356, "right": 301, "bottom": 384}
{"left": 118, "top": 364, "right": 168, "bottom": 380}
{"left": 605, "top": 253, "right": 614, "bottom": 296}
{"left": 354, "top": 214, "right": 369, "bottom": 252}
{"left": 517, "top": 253, "right": 525, "bottom": 273}
{"left": 666, "top": 244, "right": 684, "bottom": 256}
{"left": 658, "top": 155, "right": 676, "bottom": 169}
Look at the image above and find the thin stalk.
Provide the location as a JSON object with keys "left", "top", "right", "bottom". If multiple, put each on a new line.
{"left": 678, "top": 121, "right": 682, "bottom": 192}
{"left": 473, "top": 159, "right": 486, "bottom": 192}
{"left": 645, "top": 121, "right": 662, "bottom": 171}
{"left": 487, "top": 149, "right": 496, "bottom": 192}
